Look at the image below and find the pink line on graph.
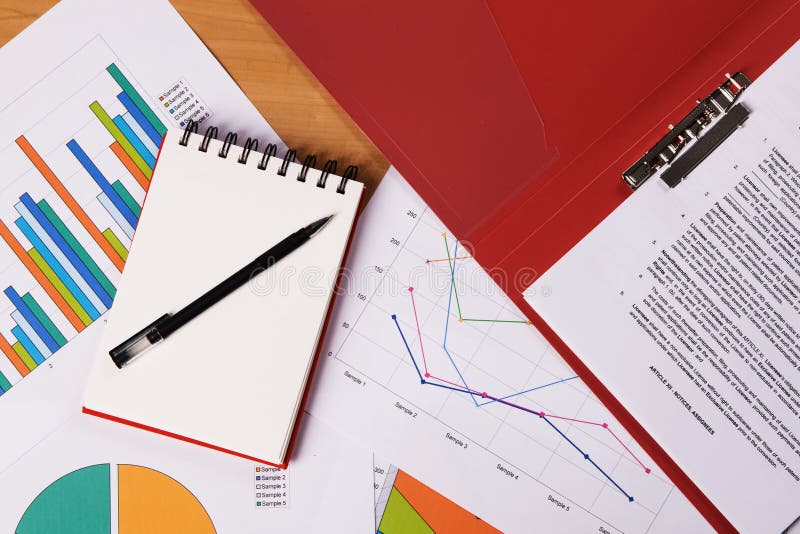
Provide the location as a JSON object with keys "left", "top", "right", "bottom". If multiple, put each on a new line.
{"left": 427, "top": 373, "right": 482, "bottom": 395}
{"left": 404, "top": 289, "right": 651, "bottom": 474}
{"left": 539, "top": 413, "right": 605, "bottom": 427}
{"left": 607, "top": 427, "right": 651, "bottom": 473}
{"left": 408, "top": 287, "right": 429, "bottom": 375}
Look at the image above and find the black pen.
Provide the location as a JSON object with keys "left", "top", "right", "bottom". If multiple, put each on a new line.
{"left": 109, "top": 215, "right": 334, "bottom": 368}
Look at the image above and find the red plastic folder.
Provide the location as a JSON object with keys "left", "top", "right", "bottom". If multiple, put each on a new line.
{"left": 251, "top": 0, "right": 800, "bottom": 530}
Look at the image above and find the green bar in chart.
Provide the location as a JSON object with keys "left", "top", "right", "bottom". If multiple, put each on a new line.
{"left": 106, "top": 64, "right": 167, "bottom": 136}
{"left": 111, "top": 180, "right": 141, "bottom": 218}
{"left": 102, "top": 229, "right": 128, "bottom": 261}
{"left": 89, "top": 101, "right": 152, "bottom": 179}
{"left": 22, "top": 292, "right": 67, "bottom": 347}
{"left": 0, "top": 370, "right": 11, "bottom": 392}
{"left": 12, "top": 342, "right": 37, "bottom": 371}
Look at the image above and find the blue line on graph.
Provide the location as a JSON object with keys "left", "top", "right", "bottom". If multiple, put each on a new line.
{"left": 389, "top": 236, "right": 634, "bottom": 501}
{"left": 393, "top": 313, "right": 634, "bottom": 501}
{"left": 443, "top": 242, "right": 480, "bottom": 406}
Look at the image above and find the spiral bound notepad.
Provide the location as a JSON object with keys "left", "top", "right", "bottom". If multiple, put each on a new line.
{"left": 83, "top": 122, "right": 363, "bottom": 467}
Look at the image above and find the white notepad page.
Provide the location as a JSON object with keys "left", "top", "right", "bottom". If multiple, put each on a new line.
{"left": 84, "top": 127, "right": 363, "bottom": 466}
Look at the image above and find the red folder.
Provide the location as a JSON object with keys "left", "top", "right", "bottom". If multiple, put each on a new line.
{"left": 250, "top": 1, "right": 800, "bottom": 530}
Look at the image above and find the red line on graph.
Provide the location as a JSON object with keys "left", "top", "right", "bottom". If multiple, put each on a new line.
{"left": 408, "top": 287, "right": 429, "bottom": 375}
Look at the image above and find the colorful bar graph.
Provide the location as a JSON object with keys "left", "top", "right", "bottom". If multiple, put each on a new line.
{"left": 107, "top": 64, "right": 167, "bottom": 137}
{"left": 0, "top": 62, "right": 167, "bottom": 397}
{"left": 15, "top": 216, "right": 100, "bottom": 320}
{"left": 15, "top": 136, "right": 125, "bottom": 272}
{"left": 12, "top": 311, "right": 51, "bottom": 359}
{"left": 121, "top": 113, "right": 159, "bottom": 158}
{"left": 89, "top": 101, "right": 152, "bottom": 179}
{"left": 102, "top": 229, "right": 128, "bottom": 261}
{"left": 28, "top": 248, "right": 92, "bottom": 327}
{"left": 111, "top": 180, "right": 141, "bottom": 218}
{"left": 0, "top": 219, "right": 84, "bottom": 331}
{"left": 110, "top": 142, "right": 149, "bottom": 190}
{"left": 0, "top": 370, "right": 10, "bottom": 394}
{"left": 0, "top": 333, "right": 29, "bottom": 377}
{"left": 18, "top": 194, "right": 112, "bottom": 310}
{"left": 12, "top": 325, "right": 44, "bottom": 365}
{"left": 21, "top": 292, "right": 67, "bottom": 347}
{"left": 117, "top": 91, "right": 163, "bottom": 146}
{"left": 37, "top": 199, "right": 116, "bottom": 301}
{"left": 4, "top": 287, "right": 59, "bottom": 353}
{"left": 67, "top": 139, "right": 138, "bottom": 229}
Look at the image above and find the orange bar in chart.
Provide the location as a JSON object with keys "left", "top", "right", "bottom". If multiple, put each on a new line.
{"left": 392, "top": 470, "right": 500, "bottom": 533}
{"left": 15, "top": 135, "right": 126, "bottom": 272}
{"left": 0, "top": 332, "right": 29, "bottom": 377}
{"left": 110, "top": 141, "right": 149, "bottom": 191}
{"left": 0, "top": 219, "right": 85, "bottom": 332}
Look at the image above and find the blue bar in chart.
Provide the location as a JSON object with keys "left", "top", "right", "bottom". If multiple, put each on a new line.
{"left": 12, "top": 325, "right": 44, "bottom": 365}
{"left": 97, "top": 193, "right": 134, "bottom": 240}
{"left": 12, "top": 311, "right": 51, "bottom": 359}
{"left": 67, "top": 139, "right": 138, "bottom": 229}
{"left": 15, "top": 200, "right": 107, "bottom": 315}
{"left": 117, "top": 91, "right": 162, "bottom": 146}
{"left": 112, "top": 115, "right": 156, "bottom": 167}
{"left": 3, "top": 287, "right": 60, "bottom": 353}
{"left": 18, "top": 194, "right": 113, "bottom": 309}
{"left": 14, "top": 217, "right": 100, "bottom": 321}
{"left": 121, "top": 113, "right": 158, "bottom": 158}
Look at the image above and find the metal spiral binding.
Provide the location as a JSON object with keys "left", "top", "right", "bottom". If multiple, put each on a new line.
{"left": 179, "top": 120, "right": 198, "bottom": 146}
{"left": 258, "top": 143, "right": 278, "bottom": 170}
{"left": 278, "top": 149, "right": 296, "bottom": 176}
{"left": 199, "top": 126, "right": 217, "bottom": 152}
{"left": 179, "top": 120, "right": 355, "bottom": 193}
{"left": 238, "top": 138, "right": 259, "bottom": 164}
{"left": 338, "top": 165, "right": 357, "bottom": 194}
{"left": 318, "top": 160, "right": 337, "bottom": 188}
{"left": 298, "top": 155, "right": 316, "bottom": 182}
{"left": 219, "top": 132, "right": 237, "bottom": 158}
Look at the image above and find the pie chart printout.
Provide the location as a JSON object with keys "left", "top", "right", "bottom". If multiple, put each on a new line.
{"left": 16, "top": 463, "right": 215, "bottom": 533}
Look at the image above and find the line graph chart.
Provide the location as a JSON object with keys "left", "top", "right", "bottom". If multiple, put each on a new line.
{"left": 309, "top": 169, "right": 710, "bottom": 532}
{"left": 391, "top": 237, "right": 652, "bottom": 503}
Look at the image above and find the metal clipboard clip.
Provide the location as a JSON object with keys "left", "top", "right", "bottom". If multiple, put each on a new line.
{"left": 623, "top": 72, "right": 751, "bottom": 190}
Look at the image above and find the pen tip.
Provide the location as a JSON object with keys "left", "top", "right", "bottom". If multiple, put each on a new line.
{"left": 307, "top": 215, "right": 334, "bottom": 236}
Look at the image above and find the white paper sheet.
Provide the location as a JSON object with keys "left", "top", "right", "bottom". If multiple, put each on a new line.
{"left": 308, "top": 167, "right": 711, "bottom": 533}
{"left": 526, "top": 39, "right": 800, "bottom": 533}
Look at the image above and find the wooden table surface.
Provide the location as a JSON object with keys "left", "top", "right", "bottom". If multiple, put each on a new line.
{"left": 0, "top": 0, "right": 389, "bottom": 198}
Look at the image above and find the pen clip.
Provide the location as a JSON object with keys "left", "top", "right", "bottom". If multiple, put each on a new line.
{"left": 109, "top": 313, "right": 172, "bottom": 369}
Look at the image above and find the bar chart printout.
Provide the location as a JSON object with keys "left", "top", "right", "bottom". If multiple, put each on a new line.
{"left": 0, "top": 58, "right": 167, "bottom": 399}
